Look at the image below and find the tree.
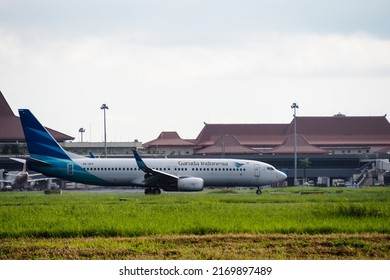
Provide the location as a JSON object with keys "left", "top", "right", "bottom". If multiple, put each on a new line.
{"left": 299, "top": 158, "right": 311, "bottom": 183}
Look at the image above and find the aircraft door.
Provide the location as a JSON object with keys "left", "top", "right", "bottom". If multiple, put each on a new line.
{"left": 254, "top": 164, "right": 260, "bottom": 177}
{"left": 67, "top": 163, "right": 74, "bottom": 176}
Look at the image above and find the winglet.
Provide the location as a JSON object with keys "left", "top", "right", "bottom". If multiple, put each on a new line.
{"left": 132, "top": 149, "right": 149, "bottom": 172}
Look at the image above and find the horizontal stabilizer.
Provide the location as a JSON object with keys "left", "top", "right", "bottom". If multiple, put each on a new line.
{"left": 9, "top": 158, "right": 26, "bottom": 164}
{"left": 24, "top": 157, "right": 52, "bottom": 167}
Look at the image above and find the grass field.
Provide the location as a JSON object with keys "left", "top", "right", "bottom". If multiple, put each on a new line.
{"left": 0, "top": 187, "right": 389, "bottom": 259}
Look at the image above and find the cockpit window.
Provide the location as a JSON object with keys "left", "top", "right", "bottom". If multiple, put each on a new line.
{"left": 267, "top": 167, "right": 275, "bottom": 171}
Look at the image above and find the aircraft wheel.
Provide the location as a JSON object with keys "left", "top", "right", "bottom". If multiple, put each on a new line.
{"left": 145, "top": 188, "right": 161, "bottom": 195}
{"left": 256, "top": 189, "right": 262, "bottom": 195}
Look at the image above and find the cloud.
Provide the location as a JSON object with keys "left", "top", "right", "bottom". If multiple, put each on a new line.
{"left": 1, "top": 26, "right": 390, "bottom": 141}
{"left": 2, "top": 27, "right": 390, "bottom": 87}
{"left": 246, "top": 33, "right": 390, "bottom": 77}
{"left": 33, "top": 32, "right": 390, "bottom": 80}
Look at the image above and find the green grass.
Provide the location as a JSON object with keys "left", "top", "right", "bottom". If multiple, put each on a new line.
{"left": 0, "top": 187, "right": 389, "bottom": 238}
{"left": 2, "top": 233, "right": 389, "bottom": 260}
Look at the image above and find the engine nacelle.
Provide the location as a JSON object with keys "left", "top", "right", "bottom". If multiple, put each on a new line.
{"left": 177, "top": 177, "right": 204, "bottom": 192}
{"left": 15, "top": 171, "right": 29, "bottom": 186}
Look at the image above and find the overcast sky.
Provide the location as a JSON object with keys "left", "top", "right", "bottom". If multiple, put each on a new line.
{"left": 1, "top": 0, "right": 390, "bottom": 142}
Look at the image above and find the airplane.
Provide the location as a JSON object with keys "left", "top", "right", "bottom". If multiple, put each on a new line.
{"left": 0, "top": 167, "right": 29, "bottom": 191}
{"left": 16, "top": 109, "right": 287, "bottom": 195}
{"left": 0, "top": 159, "right": 54, "bottom": 191}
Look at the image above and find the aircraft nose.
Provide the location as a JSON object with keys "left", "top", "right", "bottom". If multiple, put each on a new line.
{"left": 278, "top": 170, "right": 287, "bottom": 181}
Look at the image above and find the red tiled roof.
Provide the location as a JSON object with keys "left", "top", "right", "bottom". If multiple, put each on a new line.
{"left": 195, "top": 135, "right": 259, "bottom": 155}
{"left": 265, "top": 134, "right": 329, "bottom": 154}
{"left": 0, "top": 91, "right": 14, "bottom": 117}
{"left": 143, "top": 131, "right": 194, "bottom": 148}
{"left": 284, "top": 116, "right": 390, "bottom": 147}
{"left": 196, "top": 123, "right": 289, "bottom": 146}
{"left": 288, "top": 116, "right": 390, "bottom": 136}
{"left": 305, "top": 135, "right": 390, "bottom": 146}
{"left": 195, "top": 116, "right": 390, "bottom": 148}
{"left": 0, "top": 91, "right": 74, "bottom": 142}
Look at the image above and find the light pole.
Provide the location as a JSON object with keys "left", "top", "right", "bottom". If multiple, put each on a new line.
{"left": 100, "top": 103, "right": 109, "bottom": 158}
{"left": 79, "top": 128, "right": 85, "bottom": 142}
{"left": 291, "top": 102, "right": 299, "bottom": 186}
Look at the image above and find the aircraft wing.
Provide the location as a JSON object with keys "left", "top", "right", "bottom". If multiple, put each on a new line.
{"left": 132, "top": 150, "right": 179, "bottom": 186}
{"left": 0, "top": 179, "right": 13, "bottom": 184}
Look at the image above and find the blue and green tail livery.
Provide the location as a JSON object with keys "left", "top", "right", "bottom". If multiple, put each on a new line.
{"left": 19, "top": 109, "right": 73, "bottom": 160}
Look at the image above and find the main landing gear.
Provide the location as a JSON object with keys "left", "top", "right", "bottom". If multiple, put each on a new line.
{"left": 144, "top": 188, "right": 161, "bottom": 195}
{"left": 256, "top": 187, "right": 262, "bottom": 195}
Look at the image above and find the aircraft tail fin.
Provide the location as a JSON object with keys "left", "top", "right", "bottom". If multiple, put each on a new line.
{"left": 18, "top": 109, "right": 76, "bottom": 160}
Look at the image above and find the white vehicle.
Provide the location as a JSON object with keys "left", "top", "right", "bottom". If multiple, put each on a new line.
{"left": 304, "top": 180, "right": 315, "bottom": 186}
{"left": 333, "top": 179, "right": 346, "bottom": 187}
{"left": 17, "top": 109, "right": 287, "bottom": 195}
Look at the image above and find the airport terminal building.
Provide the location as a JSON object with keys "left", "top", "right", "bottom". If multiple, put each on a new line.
{"left": 143, "top": 114, "right": 390, "bottom": 186}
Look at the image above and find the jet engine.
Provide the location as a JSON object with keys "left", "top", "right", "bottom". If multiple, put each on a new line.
{"left": 14, "top": 171, "right": 29, "bottom": 186}
{"left": 176, "top": 177, "right": 204, "bottom": 192}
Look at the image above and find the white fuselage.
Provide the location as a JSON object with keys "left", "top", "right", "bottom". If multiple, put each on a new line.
{"left": 70, "top": 157, "right": 286, "bottom": 187}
